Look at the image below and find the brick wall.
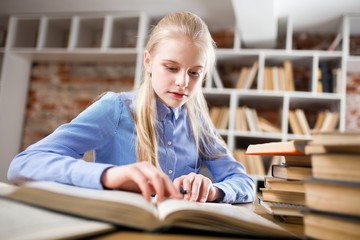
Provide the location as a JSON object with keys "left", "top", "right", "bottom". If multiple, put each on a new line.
{"left": 21, "top": 62, "right": 135, "bottom": 152}
{"left": 346, "top": 72, "right": 360, "bottom": 130}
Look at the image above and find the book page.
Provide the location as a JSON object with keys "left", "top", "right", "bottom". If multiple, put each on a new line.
{"left": 23, "top": 181, "right": 156, "bottom": 213}
{"left": 156, "top": 199, "right": 292, "bottom": 237}
{"left": 5, "top": 181, "right": 160, "bottom": 231}
{"left": 0, "top": 197, "right": 114, "bottom": 240}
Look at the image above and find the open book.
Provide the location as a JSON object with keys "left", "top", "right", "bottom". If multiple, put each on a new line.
{"left": 0, "top": 183, "right": 114, "bottom": 240}
{"left": 1, "top": 181, "right": 293, "bottom": 238}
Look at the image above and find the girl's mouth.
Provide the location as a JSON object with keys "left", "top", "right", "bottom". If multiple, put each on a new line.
{"left": 169, "top": 91, "right": 187, "bottom": 98}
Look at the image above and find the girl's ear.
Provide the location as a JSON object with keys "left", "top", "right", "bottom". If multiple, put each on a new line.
{"left": 143, "top": 50, "right": 152, "bottom": 74}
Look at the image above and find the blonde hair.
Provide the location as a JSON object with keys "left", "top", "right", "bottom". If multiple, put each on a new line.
{"left": 135, "top": 11, "right": 227, "bottom": 168}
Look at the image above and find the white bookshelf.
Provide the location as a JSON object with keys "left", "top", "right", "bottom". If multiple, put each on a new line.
{"left": 0, "top": 12, "right": 149, "bottom": 182}
{"left": 203, "top": 15, "right": 347, "bottom": 147}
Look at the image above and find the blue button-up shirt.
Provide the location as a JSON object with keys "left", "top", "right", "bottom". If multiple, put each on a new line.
{"left": 8, "top": 92, "right": 255, "bottom": 203}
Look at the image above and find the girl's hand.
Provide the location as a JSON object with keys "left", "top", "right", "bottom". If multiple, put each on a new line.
{"left": 173, "top": 173, "right": 224, "bottom": 202}
{"left": 101, "top": 162, "right": 182, "bottom": 202}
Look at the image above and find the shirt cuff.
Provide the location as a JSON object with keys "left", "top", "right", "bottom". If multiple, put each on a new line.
{"left": 213, "top": 182, "right": 236, "bottom": 203}
{"left": 71, "top": 160, "right": 115, "bottom": 190}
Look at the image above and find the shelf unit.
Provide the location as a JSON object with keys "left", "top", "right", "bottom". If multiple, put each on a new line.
{"left": 0, "top": 11, "right": 358, "bottom": 183}
{"left": 201, "top": 14, "right": 355, "bottom": 179}
{"left": 0, "top": 12, "right": 149, "bottom": 182}
{"left": 203, "top": 16, "right": 347, "bottom": 146}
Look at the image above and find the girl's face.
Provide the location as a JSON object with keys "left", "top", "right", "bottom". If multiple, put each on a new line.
{"left": 144, "top": 35, "right": 206, "bottom": 108}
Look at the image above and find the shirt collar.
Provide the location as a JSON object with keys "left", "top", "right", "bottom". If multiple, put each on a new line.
{"left": 156, "top": 99, "right": 182, "bottom": 121}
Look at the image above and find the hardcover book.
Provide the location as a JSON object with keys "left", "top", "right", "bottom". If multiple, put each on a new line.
{"left": 305, "top": 178, "right": 360, "bottom": 216}
{"left": 271, "top": 165, "right": 312, "bottom": 181}
{"left": 311, "top": 153, "right": 360, "bottom": 182}
{"left": 0, "top": 183, "right": 114, "bottom": 240}
{"left": 245, "top": 140, "right": 309, "bottom": 156}
{"left": 303, "top": 208, "right": 360, "bottom": 240}
{"left": 260, "top": 188, "right": 305, "bottom": 205}
{"left": 1, "top": 181, "right": 293, "bottom": 238}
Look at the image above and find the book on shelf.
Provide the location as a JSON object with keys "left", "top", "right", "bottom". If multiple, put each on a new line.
{"left": 258, "top": 116, "right": 281, "bottom": 133}
{"left": 311, "top": 110, "right": 340, "bottom": 133}
{"left": 271, "top": 66, "right": 280, "bottom": 91}
{"left": 271, "top": 165, "right": 312, "bottom": 181}
{"left": 0, "top": 181, "right": 293, "bottom": 238}
{"left": 332, "top": 67, "right": 342, "bottom": 93}
{"left": 277, "top": 67, "right": 287, "bottom": 91}
{"left": 288, "top": 110, "right": 304, "bottom": 135}
{"left": 235, "top": 107, "right": 248, "bottom": 131}
{"left": 235, "top": 67, "right": 249, "bottom": 89}
{"left": 303, "top": 208, "right": 360, "bottom": 240}
{"left": 312, "top": 110, "right": 327, "bottom": 131}
{"left": 245, "top": 139, "right": 309, "bottom": 156}
{"left": 247, "top": 154, "right": 266, "bottom": 176}
{"left": 319, "top": 111, "right": 339, "bottom": 132}
{"left": 210, "top": 106, "right": 229, "bottom": 129}
{"left": 217, "top": 107, "right": 229, "bottom": 129}
{"left": 233, "top": 149, "right": 250, "bottom": 173}
{"left": 264, "top": 177, "right": 305, "bottom": 193}
{"left": 260, "top": 188, "right": 305, "bottom": 205}
{"left": 244, "top": 106, "right": 259, "bottom": 133}
{"left": 317, "top": 68, "right": 323, "bottom": 93}
{"left": 209, "top": 106, "right": 223, "bottom": 128}
{"left": 263, "top": 67, "right": 273, "bottom": 90}
{"left": 305, "top": 178, "right": 360, "bottom": 216}
{"left": 294, "top": 109, "right": 311, "bottom": 136}
{"left": 0, "top": 183, "right": 115, "bottom": 240}
{"left": 319, "top": 62, "right": 334, "bottom": 93}
{"left": 283, "top": 60, "right": 295, "bottom": 91}
{"left": 233, "top": 149, "right": 266, "bottom": 176}
{"left": 243, "top": 61, "right": 258, "bottom": 89}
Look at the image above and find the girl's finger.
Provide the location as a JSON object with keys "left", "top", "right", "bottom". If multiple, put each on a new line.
{"left": 189, "top": 175, "right": 203, "bottom": 202}
{"left": 197, "top": 178, "right": 212, "bottom": 202}
{"left": 183, "top": 174, "right": 195, "bottom": 200}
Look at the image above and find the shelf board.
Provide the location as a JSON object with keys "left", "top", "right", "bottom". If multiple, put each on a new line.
{"left": 348, "top": 56, "right": 360, "bottom": 62}
{"left": 7, "top": 48, "right": 138, "bottom": 63}
{"left": 216, "top": 48, "right": 343, "bottom": 57}
{"left": 233, "top": 131, "right": 283, "bottom": 140}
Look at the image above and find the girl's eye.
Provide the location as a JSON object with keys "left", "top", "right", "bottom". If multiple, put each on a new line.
{"left": 166, "top": 66, "right": 178, "bottom": 72}
{"left": 189, "top": 71, "right": 201, "bottom": 77}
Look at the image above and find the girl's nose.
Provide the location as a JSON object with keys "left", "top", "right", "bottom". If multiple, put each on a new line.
{"left": 175, "top": 72, "right": 189, "bottom": 89}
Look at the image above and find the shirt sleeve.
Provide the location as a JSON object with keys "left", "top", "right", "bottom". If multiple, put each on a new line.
{"left": 7, "top": 92, "right": 123, "bottom": 189}
{"left": 205, "top": 153, "right": 256, "bottom": 204}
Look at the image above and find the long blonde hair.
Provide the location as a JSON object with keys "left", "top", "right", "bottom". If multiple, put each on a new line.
{"left": 135, "top": 11, "right": 227, "bottom": 168}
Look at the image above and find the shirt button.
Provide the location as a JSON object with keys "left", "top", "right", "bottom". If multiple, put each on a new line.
{"left": 168, "top": 170, "right": 173, "bottom": 174}
{"left": 167, "top": 141, "right": 172, "bottom": 146}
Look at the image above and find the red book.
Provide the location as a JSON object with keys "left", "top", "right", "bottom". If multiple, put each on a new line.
{"left": 245, "top": 140, "right": 309, "bottom": 156}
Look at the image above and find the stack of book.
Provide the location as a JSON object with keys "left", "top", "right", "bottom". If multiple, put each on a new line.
{"left": 303, "top": 131, "right": 360, "bottom": 240}
{"left": 246, "top": 139, "right": 312, "bottom": 224}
